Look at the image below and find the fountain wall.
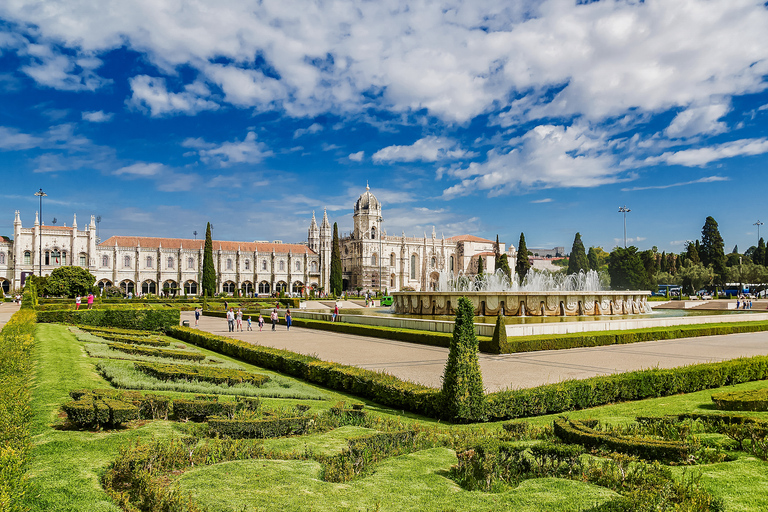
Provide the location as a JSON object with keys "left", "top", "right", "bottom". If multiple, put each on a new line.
{"left": 392, "top": 291, "right": 651, "bottom": 316}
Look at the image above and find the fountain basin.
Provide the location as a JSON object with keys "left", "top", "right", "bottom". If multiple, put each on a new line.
{"left": 392, "top": 291, "right": 651, "bottom": 316}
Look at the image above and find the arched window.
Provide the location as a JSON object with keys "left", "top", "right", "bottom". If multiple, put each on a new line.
{"left": 45, "top": 251, "right": 49, "bottom": 265}
{"left": 371, "top": 226, "right": 376, "bottom": 239}
{"left": 431, "top": 256, "right": 436, "bottom": 267}
{"left": 102, "top": 255, "right": 109, "bottom": 267}
{"left": 187, "top": 257, "right": 195, "bottom": 269}
{"left": 61, "top": 251, "right": 66, "bottom": 265}
{"left": 258, "top": 281, "right": 270, "bottom": 294}
{"left": 371, "top": 253, "right": 377, "bottom": 266}
{"left": 390, "top": 253, "right": 396, "bottom": 267}
{"left": 295, "top": 260, "right": 301, "bottom": 271}
{"left": 184, "top": 281, "right": 198, "bottom": 295}
{"left": 167, "top": 257, "right": 174, "bottom": 269}
{"left": 450, "top": 255, "right": 454, "bottom": 272}
{"left": 79, "top": 253, "right": 87, "bottom": 267}
{"left": 0, "top": 253, "right": 5, "bottom": 265}
{"left": 226, "top": 258, "right": 233, "bottom": 270}
{"left": 410, "top": 254, "right": 417, "bottom": 279}
{"left": 244, "top": 259, "right": 250, "bottom": 270}
{"left": 311, "top": 261, "right": 318, "bottom": 272}
{"left": 262, "top": 260, "right": 268, "bottom": 270}
{"left": 24, "top": 251, "right": 31, "bottom": 265}
{"left": 222, "top": 281, "right": 235, "bottom": 293}
{"left": 124, "top": 255, "right": 131, "bottom": 268}
{"left": 279, "top": 260, "right": 285, "bottom": 271}
{"left": 146, "top": 256, "right": 153, "bottom": 268}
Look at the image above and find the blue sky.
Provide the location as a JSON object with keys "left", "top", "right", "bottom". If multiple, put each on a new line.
{"left": 1, "top": 0, "right": 768, "bottom": 255}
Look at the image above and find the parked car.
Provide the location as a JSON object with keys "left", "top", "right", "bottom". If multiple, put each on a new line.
{"left": 380, "top": 295, "right": 393, "bottom": 306}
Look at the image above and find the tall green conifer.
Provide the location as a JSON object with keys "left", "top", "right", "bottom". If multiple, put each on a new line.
{"left": 202, "top": 222, "right": 216, "bottom": 297}
{"left": 515, "top": 233, "right": 531, "bottom": 282}
{"left": 567, "top": 232, "right": 589, "bottom": 275}
{"left": 330, "top": 222, "right": 342, "bottom": 296}
{"left": 477, "top": 254, "right": 484, "bottom": 275}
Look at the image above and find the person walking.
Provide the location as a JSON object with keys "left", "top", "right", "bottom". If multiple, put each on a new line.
{"left": 270, "top": 309, "right": 278, "bottom": 331}
{"left": 194, "top": 306, "right": 201, "bottom": 327}
{"left": 332, "top": 304, "right": 339, "bottom": 322}
{"left": 226, "top": 308, "right": 235, "bottom": 332}
{"left": 247, "top": 315, "right": 253, "bottom": 331}
{"left": 236, "top": 308, "right": 243, "bottom": 331}
{"left": 75, "top": 295, "right": 81, "bottom": 310}
{"left": 258, "top": 314, "right": 264, "bottom": 331}
{"left": 285, "top": 308, "right": 292, "bottom": 330}
{"left": 87, "top": 293, "right": 94, "bottom": 309}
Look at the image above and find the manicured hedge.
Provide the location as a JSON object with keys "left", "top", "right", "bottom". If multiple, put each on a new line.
{"left": 66, "top": 388, "right": 171, "bottom": 421}
{"left": 553, "top": 417, "right": 692, "bottom": 462}
{"left": 134, "top": 361, "right": 270, "bottom": 386}
{"left": 500, "top": 320, "right": 768, "bottom": 355}
{"left": 108, "top": 342, "right": 205, "bottom": 361}
{"left": 711, "top": 388, "right": 768, "bottom": 411}
{"left": 172, "top": 398, "right": 237, "bottom": 421}
{"left": 323, "top": 430, "right": 420, "bottom": 482}
{"left": 62, "top": 391, "right": 140, "bottom": 428}
{"left": 484, "top": 354, "right": 768, "bottom": 421}
{"left": 167, "top": 326, "right": 441, "bottom": 417}
{"left": 208, "top": 415, "right": 313, "bottom": 438}
{"left": 0, "top": 309, "right": 36, "bottom": 509}
{"left": 36, "top": 308, "right": 180, "bottom": 331}
{"left": 78, "top": 325, "right": 156, "bottom": 337}
{"left": 96, "top": 333, "right": 171, "bottom": 346}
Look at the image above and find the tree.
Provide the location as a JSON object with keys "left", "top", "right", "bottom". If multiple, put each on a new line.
{"left": 567, "top": 232, "right": 589, "bottom": 275}
{"left": 45, "top": 266, "right": 96, "bottom": 297}
{"left": 515, "top": 233, "right": 531, "bottom": 282}
{"left": 476, "top": 254, "right": 484, "bottom": 275}
{"left": 330, "top": 222, "right": 342, "bottom": 296}
{"left": 496, "top": 253, "right": 512, "bottom": 279}
{"left": 679, "top": 262, "right": 714, "bottom": 295}
{"left": 493, "top": 234, "right": 500, "bottom": 266}
{"left": 588, "top": 247, "right": 599, "bottom": 271}
{"left": 755, "top": 238, "right": 766, "bottom": 267}
{"left": 489, "top": 315, "right": 508, "bottom": 353}
{"left": 660, "top": 251, "right": 667, "bottom": 272}
{"left": 608, "top": 246, "right": 648, "bottom": 290}
{"left": 202, "top": 222, "right": 216, "bottom": 297}
{"left": 685, "top": 241, "right": 700, "bottom": 265}
{"left": 700, "top": 216, "right": 726, "bottom": 285}
{"left": 732, "top": 245, "right": 739, "bottom": 254}
{"left": 440, "top": 296, "right": 484, "bottom": 422}
{"left": 640, "top": 249, "right": 658, "bottom": 292}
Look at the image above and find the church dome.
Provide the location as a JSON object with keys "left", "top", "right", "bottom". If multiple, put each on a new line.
{"left": 354, "top": 184, "right": 380, "bottom": 212}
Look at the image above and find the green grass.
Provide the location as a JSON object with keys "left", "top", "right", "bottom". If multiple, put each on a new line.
{"left": 82, "top": 340, "right": 241, "bottom": 367}
{"left": 262, "top": 425, "right": 376, "bottom": 456}
{"left": 177, "top": 448, "right": 618, "bottom": 512}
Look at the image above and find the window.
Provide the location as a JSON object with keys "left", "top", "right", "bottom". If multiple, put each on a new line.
{"left": 102, "top": 255, "right": 109, "bottom": 267}
{"left": 371, "top": 253, "right": 377, "bottom": 266}
{"left": 431, "top": 256, "right": 436, "bottom": 267}
{"left": 79, "top": 254, "right": 86, "bottom": 267}
{"left": 45, "top": 251, "right": 49, "bottom": 265}
{"left": 124, "top": 255, "right": 131, "bottom": 268}
{"left": 62, "top": 252, "right": 66, "bottom": 265}
{"left": 262, "top": 260, "right": 268, "bottom": 270}
{"left": 167, "top": 257, "right": 174, "bottom": 269}
{"left": 371, "top": 226, "right": 376, "bottom": 239}
{"left": 226, "top": 258, "right": 232, "bottom": 270}
{"left": 184, "top": 281, "right": 198, "bottom": 295}
{"left": 146, "top": 256, "right": 153, "bottom": 268}
{"left": 259, "top": 281, "right": 270, "bottom": 294}
{"left": 244, "top": 259, "right": 250, "bottom": 270}
{"left": 51, "top": 250, "right": 61, "bottom": 265}
{"left": 279, "top": 260, "right": 285, "bottom": 271}
{"left": 223, "top": 282, "right": 235, "bottom": 294}
{"left": 311, "top": 261, "right": 318, "bottom": 272}
{"left": 295, "top": 260, "right": 301, "bottom": 271}
{"left": 187, "top": 257, "right": 195, "bottom": 269}
{"left": 390, "top": 253, "right": 396, "bottom": 267}
{"left": 450, "top": 255, "right": 454, "bottom": 272}
{"left": 410, "top": 254, "right": 417, "bottom": 279}
{"left": 24, "top": 251, "right": 31, "bottom": 265}
{"left": 0, "top": 253, "right": 5, "bottom": 265}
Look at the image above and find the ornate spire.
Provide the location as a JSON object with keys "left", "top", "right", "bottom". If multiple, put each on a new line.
{"left": 14, "top": 210, "right": 20, "bottom": 225}
{"left": 34, "top": 211, "right": 39, "bottom": 226}
{"left": 310, "top": 210, "right": 318, "bottom": 229}
{"left": 366, "top": 181, "right": 370, "bottom": 190}
{"left": 321, "top": 207, "right": 330, "bottom": 228}
{"left": 72, "top": 214, "right": 77, "bottom": 229}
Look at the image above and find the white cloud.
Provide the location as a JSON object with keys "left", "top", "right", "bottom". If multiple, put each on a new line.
{"left": 128, "top": 75, "right": 219, "bottom": 117}
{"left": 646, "top": 138, "right": 768, "bottom": 167}
{"left": 292, "top": 122, "right": 324, "bottom": 139}
{"left": 113, "top": 162, "right": 165, "bottom": 176}
{"left": 348, "top": 151, "right": 364, "bottom": 162}
{"left": 664, "top": 102, "right": 730, "bottom": 139}
{"left": 0, "top": 126, "right": 42, "bottom": 150}
{"left": 373, "top": 136, "right": 472, "bottom": 163}
{"left": 82, "top": 110, "right": 113, "bottom": 122}
{"left": 530, "top": 198, "right": 553, "bottom": 203}
{"left": 621, "top": 175, "right": 729, "bottom": 192}
{"left": 20, "top": 44, "right": 110, "bottom": 91}
{"left": 442, "top": 123, "right": 621, "bottom": 198}
{"left": 183, "top": 131, "right": 272, "bottom": 167}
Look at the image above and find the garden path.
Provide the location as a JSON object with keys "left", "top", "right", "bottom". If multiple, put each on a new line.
{"left": 0, "top": 301, "right": 20, "bottom": 330}
{"left": 182, "top": 311, "right": 768, "bottom": 392}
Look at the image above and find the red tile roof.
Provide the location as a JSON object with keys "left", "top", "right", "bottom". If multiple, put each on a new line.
{"left": 445, "top": 234, "right": 493, "bottom": 243}
{"left": 99, "top": 236, "right": 316, "bottom": 255}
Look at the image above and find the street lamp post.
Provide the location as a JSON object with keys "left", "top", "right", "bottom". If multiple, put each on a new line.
{"left": 96, "top": 215, "right": 102, "bottom": 243}
{"left": 618, "top": 206, "right": 631, "bottom": 248}
{"left": 34, "top": 188, "right": 47, "bottom": 276}
{"left": 754, "top": 220, "right": 763, "bottom": 245}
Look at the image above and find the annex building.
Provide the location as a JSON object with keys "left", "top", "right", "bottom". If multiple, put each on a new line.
{"left": 0, "top": 186, "right": 516, "bottom": 295}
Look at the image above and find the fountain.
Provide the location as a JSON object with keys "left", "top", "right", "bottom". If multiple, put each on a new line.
{"left": 393, "top": 269, "right": 651, "bottom": 317}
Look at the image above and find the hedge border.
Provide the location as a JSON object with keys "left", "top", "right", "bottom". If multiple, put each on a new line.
{"left": 134, "top": 361, "right": 270, "bottom": 386}
{"left": 36, "top": 308, "right": 180, "bottom": 331}
{"left": 711, "top": 388, "right": 768, "bottom": 411}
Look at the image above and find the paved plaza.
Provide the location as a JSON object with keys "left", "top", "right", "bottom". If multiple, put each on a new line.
{"left": 181, "top": 311, "right": 768, "bottom": 392}
{"left": 0, "top": 301, "right": 20, "bottom": 330}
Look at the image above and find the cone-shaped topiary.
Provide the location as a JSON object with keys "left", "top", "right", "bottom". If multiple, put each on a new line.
{"left": 567, "top": 232, "right": 589, "bottom": 275}
{"left": 488, "top": 314, "right": 508, "bottom": 354}
{"left": 440, "top": 296, "right": 485, "bottom": 422}
{"left": 477, "top": 254, "right": 484, "bottom": 275}
{"left": 515, "top": 233, "right": 531, "bottom": 282}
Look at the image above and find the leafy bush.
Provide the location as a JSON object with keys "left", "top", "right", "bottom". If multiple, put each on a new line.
{"left": 78, "top": 325, "right": 157, "bottom": 337}
{"left": 94, "top": 333, "right": 171, "bottom": 347}
{"left": 108, "top": 342, "right": 205, "bottom": 361}
{"left": 208, "top": 415, "right": 313, "bottom": 438}
{"left": 172, "top": 398, "right": 237, "bottom": 422}
{"left": 62, "top": 391, "right": 140, "bottom": 428}
{"left": 42, "top": 266, "right": 97, "bottom": 297}
{"left": 711, "top": 387, "right": 768, "bottom": 411}
{"left": 134, "top": 361, "right": 270, "bottom": 386}
{"left": 36, "top": 308, "right": 180, "bottom": 331}
{"left": 322, "top": 430, "right": 423, "bottom": 483}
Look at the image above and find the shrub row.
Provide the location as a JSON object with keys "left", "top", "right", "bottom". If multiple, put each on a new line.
{"left": 62, "top": 394, "right": 139, "bottom": 428}
{"left": 97, "top": 333, "right": 171, "bottom": 346}
{"left": 65, "top": 389, "right": 171, "bottom": 424}
{"left": 553, "top": 417, "right": 692, "bottom": 462}
{"left": 134, "top": 361, "right": 270, "bottom": 386}
{"left": 485, "top": 354, "right": 768, "bottom": 421}
{"left": 322, "top": 430, "right": 420, "bottom": 482}
{"left": 500, "top": 320, "right": 768, "bottom": 355}
{"left": 172, "top": 398, "right": 237, "bottom": 421}
{"left": 108, "top": 342, "right": 205, "bottom": 361}
{"left": 36, "top": 308, "right": 180, "bottom": 331}
{"left": 208, "top": 415, "right": 313, "bottom": 438}
{"left": 166, "top": 326, "right": 441, "bottom": 417}
{"left": 711, "top": 388, "right": 768, "bottom": 411}
{"left": 0, "top": 309, "right": 36, "bottom": 510}
{"left": 34, "top": 303, "right": 176, "bottom": 311}
{"left": 78, "top": 325, "right": 156, "bottom": 336}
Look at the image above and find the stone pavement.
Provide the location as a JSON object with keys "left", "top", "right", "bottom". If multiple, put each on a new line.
{"left": 181, "top": 311, "right": 768, "bottom": 392}
{"left": 0, "top": 302, "right": 21, "bottom": 330}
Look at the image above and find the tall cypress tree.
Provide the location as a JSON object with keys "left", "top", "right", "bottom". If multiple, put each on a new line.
{"left": 493, "top": 234, "right": 501, "bottom": 268}
{"left": 330, "top": 222, "right": 342, "bottom": 296}
{"left": 756, "top": 238, "right": 766, "bottom": 267}
{"left": 440, "top": 296, "right": 484, "bottom": 422}
{"left": 477, "top": 254, "right": 484, "bottom": 275}
{"left": 202, "top": 222, "right": 216, "bottom": 297}
{"left": 587, "top": 247, "right": 599, "bottom": 271}
{"left": 685, "top": 242, "right": 700, "bottom": 264}
{"left": 567, "top": 232, "right": 589, "bottom": 275}
{"left": 700, "top": 216, "right": 726, "bottom": 284}
{"left": 515, "top": 233, "right": 531, "bottom": 282}
{"left": 497, "top": 253, "right": 512, "bottom": 279}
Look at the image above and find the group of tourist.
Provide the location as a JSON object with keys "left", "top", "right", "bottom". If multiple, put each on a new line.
{"left": 74, "top": 293, "right": 95, "bottom": 310}
{"left": 222, "top": 307, "right": 291, "bottom": 332}
{"left": 736, "top": 296, "right": 755, "bottom": 310}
